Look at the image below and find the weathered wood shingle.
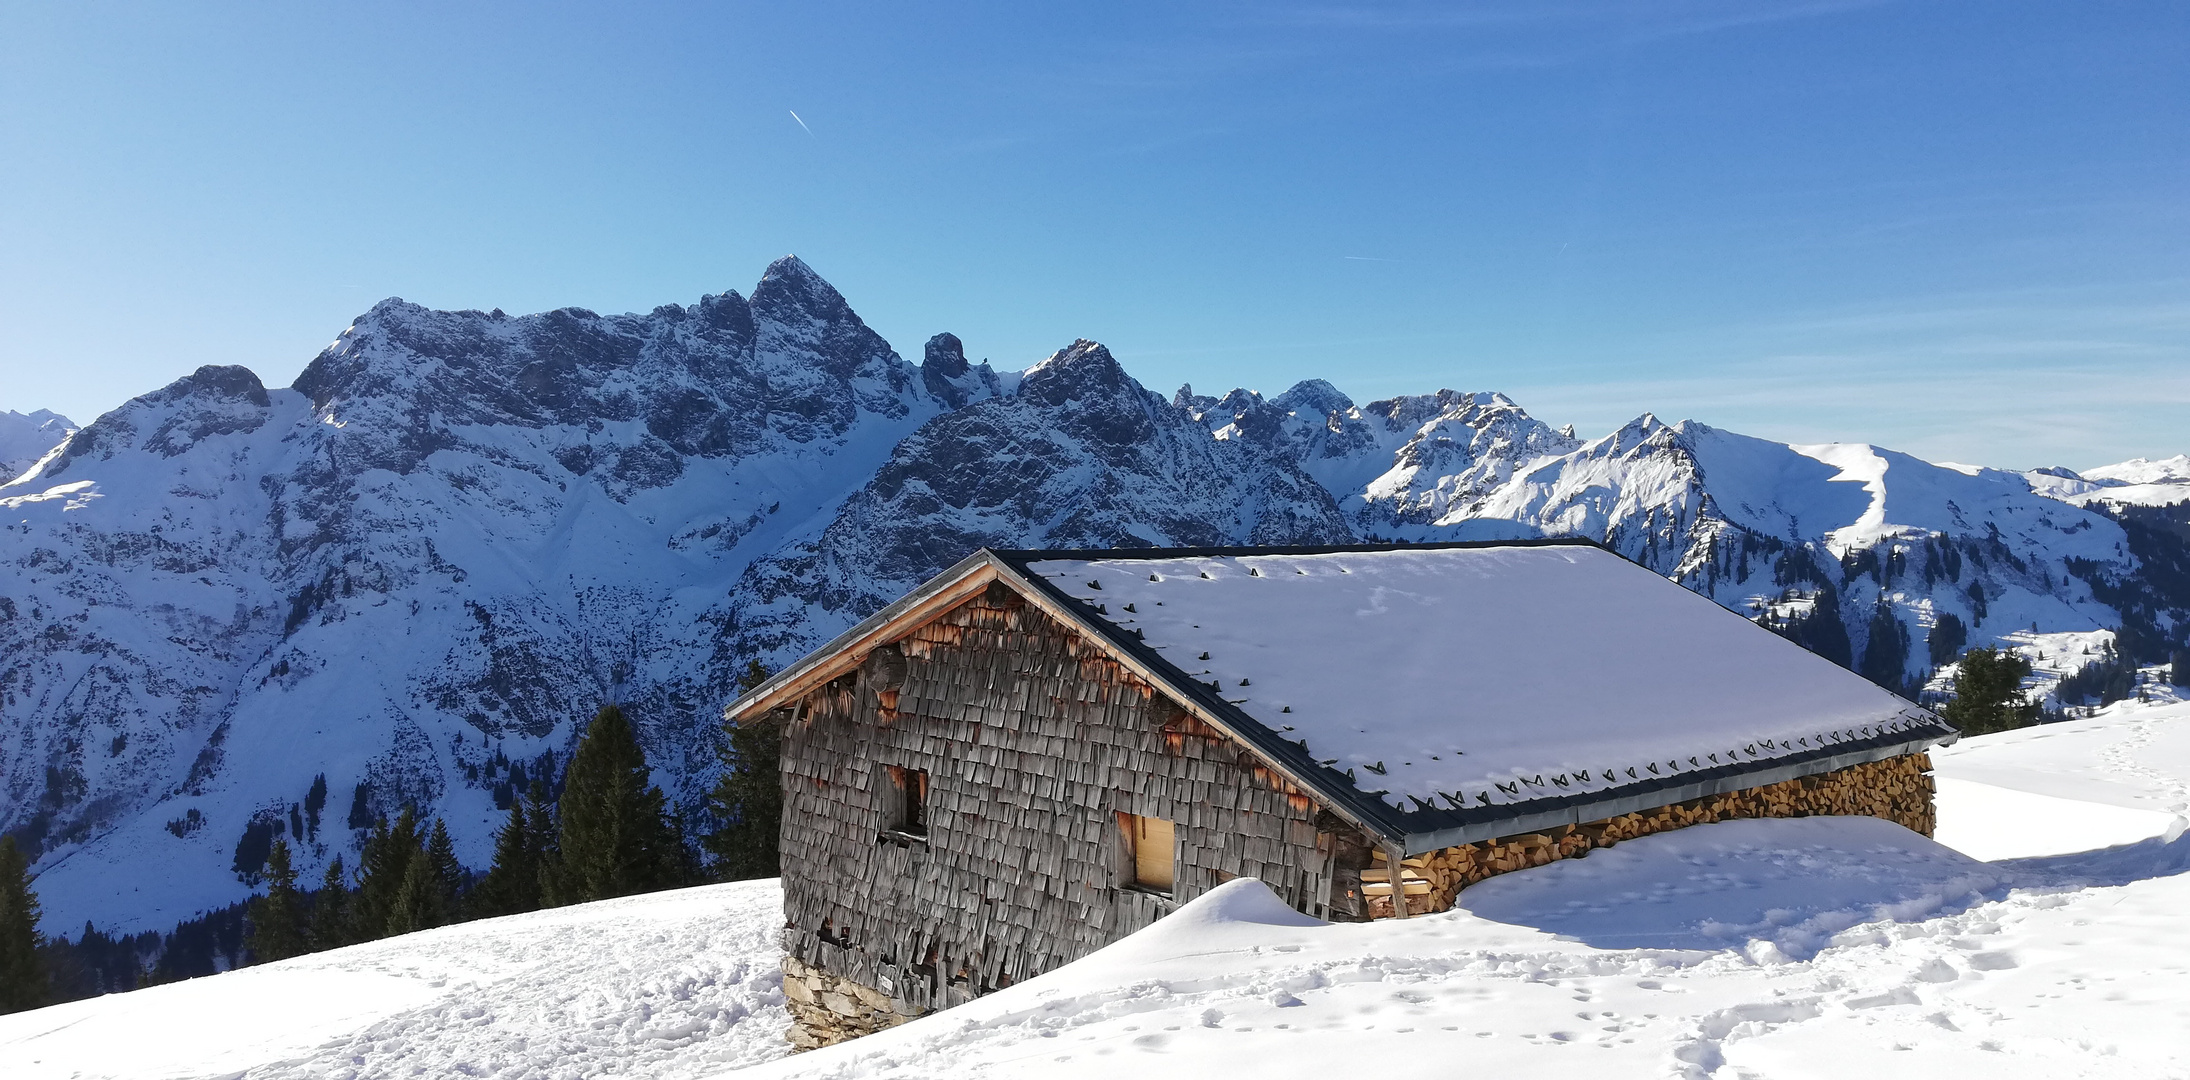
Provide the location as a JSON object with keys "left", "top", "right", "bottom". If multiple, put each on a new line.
{"left": 779, "top": 585, "right": 1344, "bottom": 1017}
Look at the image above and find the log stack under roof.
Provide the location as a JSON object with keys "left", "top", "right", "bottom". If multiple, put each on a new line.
{"left": 1364, "top": 753, "right": 1937, "bottom": 918}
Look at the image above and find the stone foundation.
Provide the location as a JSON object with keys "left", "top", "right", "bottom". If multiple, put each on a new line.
{"left": 782, "top": 956, "right": 917, "bottom": 1050}
{"left": 1367, "top": 753, "right": 1936, "bottom": 918}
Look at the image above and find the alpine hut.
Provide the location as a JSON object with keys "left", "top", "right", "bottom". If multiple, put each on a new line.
{"left": 723, "top": 539, "right": 1956, "bottom": 1048}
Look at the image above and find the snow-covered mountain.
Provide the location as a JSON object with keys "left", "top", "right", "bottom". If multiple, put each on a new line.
{"left": 0, "top": 258, "right": 961, "bottom": 930}
{"left": 723, "top": 341, "right": 1353, "bottom": 663}
{"left": 2, "top": 258, "right": 2181, "bottom": 935}
{"left": 0, "top": 409, "right": 74, "bottom": 485}
{"left": 2023, "top": 455, "right": 2190, "bottom": 508}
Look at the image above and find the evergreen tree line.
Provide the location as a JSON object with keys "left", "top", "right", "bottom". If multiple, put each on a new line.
{"left": 3, "top": 680, "right": 786, "bottom": 1013}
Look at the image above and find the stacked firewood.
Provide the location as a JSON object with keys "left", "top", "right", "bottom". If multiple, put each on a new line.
{"left": 1363, "top": 753, "right": 1935, "bottom": 918}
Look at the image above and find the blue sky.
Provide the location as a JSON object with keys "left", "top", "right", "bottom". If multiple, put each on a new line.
{"left": 2, "top": 1, "right": 2183, "bottom": 469}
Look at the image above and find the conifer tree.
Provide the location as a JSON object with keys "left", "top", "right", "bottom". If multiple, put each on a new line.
{"left": 555, "top": 704, "right": 684, "bottom": 904}
{"left": 0, "top": 836, "right": 48, "bottom": 1014}
{"left": 1940, "top": 646, "right": 2041, "bottom": 735}
{"left": 424, "top": 819, "right": 464, "bottom": 920}
{"left": 310, "top": 856, "right": 352, "bottom": 951}
{"left": 706, "top": 660, "right": 783, "bottom": 880}
{"left": 474, "top": 794, "right": 541, "bottom": 917}
{"left": 382, "top": 855, "right": 444, "bottom": 937}
{"left": 525, "top": 781, "right": 564, "bottom": 907}
{"left": 244, "top": 838, "right": 307, "bottom": 964}
{"left": 353, "top": 808, "right": 422, "bottom": 940}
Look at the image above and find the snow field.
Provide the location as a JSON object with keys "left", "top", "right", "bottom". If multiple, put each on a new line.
{"left": 0, "top": 880, "right": 790, "bottom": 1080}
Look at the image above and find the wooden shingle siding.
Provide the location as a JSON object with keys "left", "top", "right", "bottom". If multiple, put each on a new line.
{"left": 779, "top": 584, "right": 1347, "bottom": 1023}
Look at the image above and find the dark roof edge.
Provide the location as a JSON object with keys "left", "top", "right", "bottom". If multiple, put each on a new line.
{"left": 990, "top": 536, "right": 1604, "bottom": 565}
{"left": 1396, "top": 727, "right": 1953, "bottom": 853}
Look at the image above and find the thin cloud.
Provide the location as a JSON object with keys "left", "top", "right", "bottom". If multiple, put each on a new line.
{"left": 788, "top": 110, "right": 813, "bottom": 135}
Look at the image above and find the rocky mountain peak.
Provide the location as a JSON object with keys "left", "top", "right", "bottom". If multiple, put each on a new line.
{"left": 750, "top": 255, "right": 856, "bottom": 334}
{"left": 1020, "top": 340, "right": 1138, "bottom": 408}
{"left": 166, "top": 364, "right": 273, "bottom": 408}
{"left": 1171, "top": 383, "right": 1219, "bottom": 415}
{"left": 46, "top": 365, "right": 275, "bottom": 476}
{"left": 919, "top": 332, "right": 1002, "bottom": 409}
{"left": 923, "top": 333, "right": 969, "bottom": 379}
{"left": 1270, "top": 379, "right": 1355, "bottom": 418}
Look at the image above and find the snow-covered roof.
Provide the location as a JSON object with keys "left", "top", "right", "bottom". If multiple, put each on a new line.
{"left": 729, "top": 539, "right": 1953, "bottom": 850}
{"left": 1009, "top": 542, "right": 1950, "bottom": 842}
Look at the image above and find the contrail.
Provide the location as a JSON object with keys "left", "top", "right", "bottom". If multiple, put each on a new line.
{"left": 1342, "top": 256, "right": 1402, "bottom": 262}
{"left": 789, "top": 110, "right": 813, "bottom": 135}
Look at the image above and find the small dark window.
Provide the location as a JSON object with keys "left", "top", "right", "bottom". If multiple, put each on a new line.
{"left": 884, "top": 765, "right": 928, "bottom": 838}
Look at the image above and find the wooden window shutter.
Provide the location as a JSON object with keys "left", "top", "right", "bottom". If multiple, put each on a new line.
{"left": 1126, "top": 814, "right": 1175, "bottom": 892}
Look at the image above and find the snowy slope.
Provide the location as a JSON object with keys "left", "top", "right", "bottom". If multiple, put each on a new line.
{"left": 2023, "top": 457, "right": 2190, "bottom": 509}
{"left": 2084, "top": 455, "right": 2190, "bottom": 485}
{"left": 0, "top": 408, "right": 74, "bottom": 484}
{"left": 0, "top": 879, "right": 790, "bottom": 1080}
{"left": 1418, "top": 421, "right": 2132, "bottom": 685}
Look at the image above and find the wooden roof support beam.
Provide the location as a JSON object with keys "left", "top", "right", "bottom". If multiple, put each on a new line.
{"left": 1383, "top": 842, "right": 1410, "bottom": 919}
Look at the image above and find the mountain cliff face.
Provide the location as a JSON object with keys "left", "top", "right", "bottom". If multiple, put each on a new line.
{"left": 1, "top": 258, "right": 2180, "bottom": 933}
{"left": 725, "top": 341, "right": 1352, "bottom": 663}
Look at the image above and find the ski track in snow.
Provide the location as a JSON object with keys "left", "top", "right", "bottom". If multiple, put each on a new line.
{"left": 10, "top": 705, "right": 2190, "bottom": 1079}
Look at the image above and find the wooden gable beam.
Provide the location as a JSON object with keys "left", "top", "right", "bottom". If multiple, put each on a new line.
{"left": 723, "top": 556, "right": 1005, "bottom": 726}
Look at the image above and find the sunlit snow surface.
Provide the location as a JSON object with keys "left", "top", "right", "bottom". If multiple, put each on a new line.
{"left": 11, "top": 706, "right": 2190, "bottom": 1079}
{"left": 1027, "top": 545, "right": 1933, "bottom": 808}
{"left": 1, "top": 880, "right": 789, "bottom": 1080}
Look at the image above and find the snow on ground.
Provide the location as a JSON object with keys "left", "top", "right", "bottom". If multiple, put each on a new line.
{"left": 12, "top": 705, "right": 2190, "bottom": 1080}
{"left": 0, "top": 880, "right": 790, "bottom": 1080}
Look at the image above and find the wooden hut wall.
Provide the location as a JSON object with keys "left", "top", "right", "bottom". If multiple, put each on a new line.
{"left": 778, "top": 582, "right": 1350, "bottom": 1013}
